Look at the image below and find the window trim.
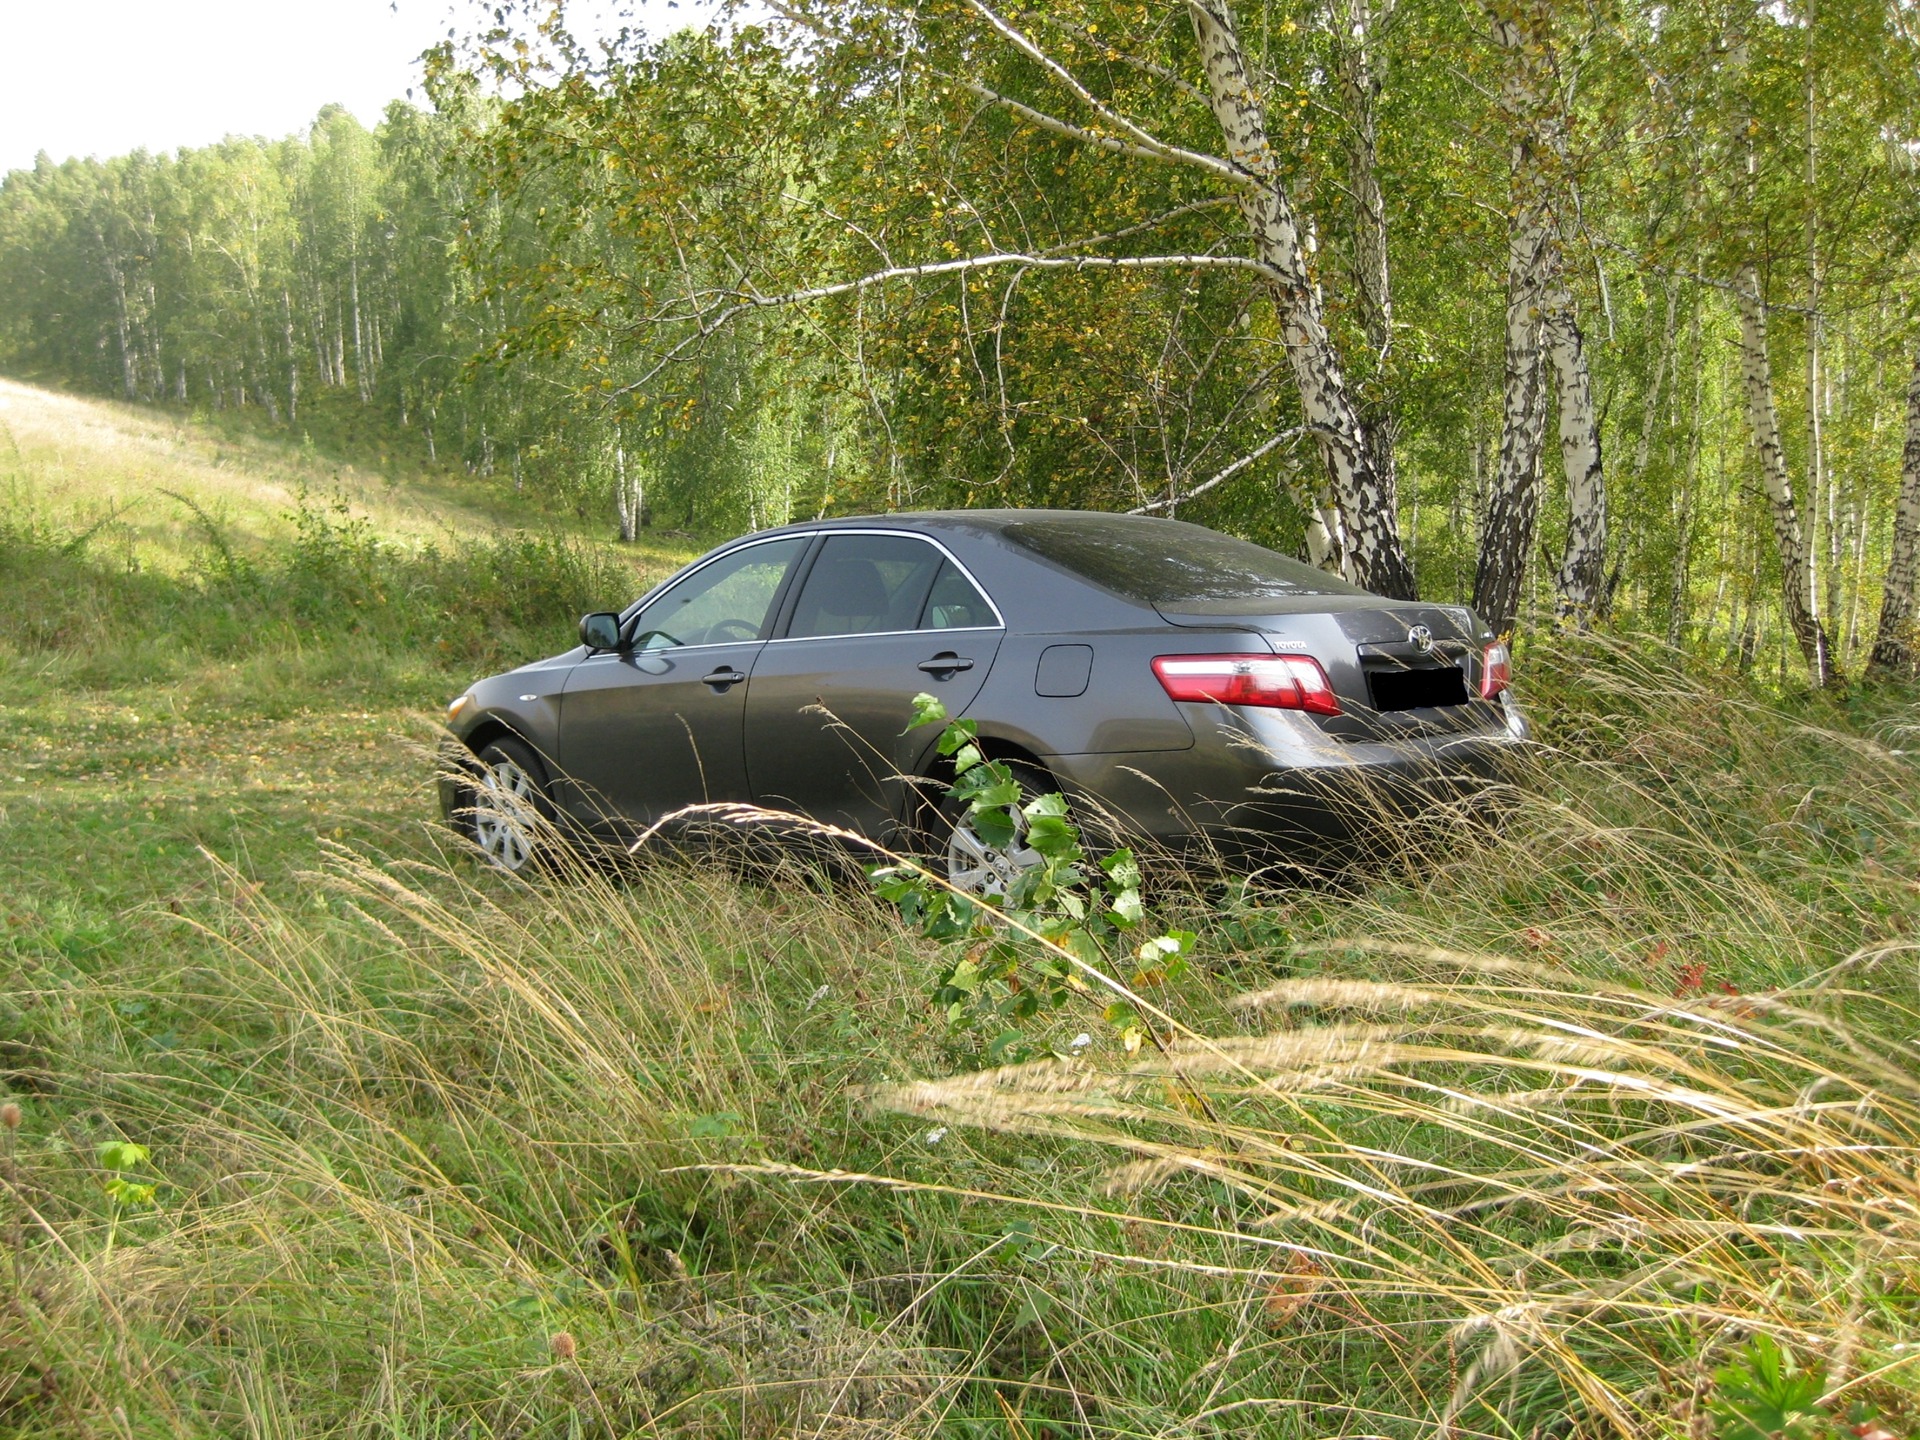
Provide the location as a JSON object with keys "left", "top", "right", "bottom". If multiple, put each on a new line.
{"left": 766, "top": 528, "right": 1006, "bottom": 644}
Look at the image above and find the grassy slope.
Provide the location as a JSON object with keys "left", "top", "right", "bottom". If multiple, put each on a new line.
{"left": 2, "top": 380, "right": 1919, "bottom": 1439}
{"left": 0, "top": 375, "right": 691, "bottom": 959}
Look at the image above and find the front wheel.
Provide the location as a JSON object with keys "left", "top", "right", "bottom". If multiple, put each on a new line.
{"left": 465, "top": 737, "right": 552, "bottom": 873}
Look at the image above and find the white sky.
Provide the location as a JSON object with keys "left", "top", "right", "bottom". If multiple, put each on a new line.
{"left": 0, "top": 0, "right": 733, "bottom": 176}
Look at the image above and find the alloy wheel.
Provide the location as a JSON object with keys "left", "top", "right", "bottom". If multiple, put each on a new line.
{"left": 471, "top": 759, "right": 541, "bottom": 871}
{"left": 945, "top": 805, "right": 1044, "bottom": 898}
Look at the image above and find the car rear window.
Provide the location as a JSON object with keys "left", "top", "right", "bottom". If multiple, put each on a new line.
{"left": 1000, "top": 516, "right": 1370, "bottom": 603}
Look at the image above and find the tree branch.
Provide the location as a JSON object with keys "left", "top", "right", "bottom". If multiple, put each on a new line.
{"left": 963, "top": 0, "right": 1200, "bottom": 151}
{"left": 956, "top": 78, "right": 1251, "bottom": 188}
{"left": 613, "top": 250, "right": 1281, "bottom": 396}
{"left": 1130, "top": 425, "right": 1310, "bottom": 513}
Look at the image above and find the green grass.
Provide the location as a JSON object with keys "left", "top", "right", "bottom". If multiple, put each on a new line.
{"left": 2, "top": 378, "right": 1919, "bottom": 1438}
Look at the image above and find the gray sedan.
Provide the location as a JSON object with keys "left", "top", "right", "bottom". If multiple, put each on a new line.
{"left": 439, "top": 510, "right": 1528, "bottom": 883}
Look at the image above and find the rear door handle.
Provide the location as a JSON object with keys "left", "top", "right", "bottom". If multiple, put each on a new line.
{"left": 917, "top": 653, "right": 974, "bottom": 677}
{"left": 701, "top": 667, "right": 749, "bottom": 692}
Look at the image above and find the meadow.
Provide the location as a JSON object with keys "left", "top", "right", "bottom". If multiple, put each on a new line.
{"left": 2, "top": 377, "right": 1918, "bottom": 1440}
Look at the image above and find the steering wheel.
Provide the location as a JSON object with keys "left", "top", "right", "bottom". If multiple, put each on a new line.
{"left": 705, "top": 618, "right": 760, "bottom": 642}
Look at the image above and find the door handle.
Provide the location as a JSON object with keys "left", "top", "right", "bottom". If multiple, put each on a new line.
{"left": 917, "top": 653, "right": 974, "bottom": 677}
{"left": 701, "top": 667, "right": 748, "bottom": 692}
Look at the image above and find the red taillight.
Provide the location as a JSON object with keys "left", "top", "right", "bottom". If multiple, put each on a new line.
{"left": 1151, "top": 653, "right": 1342, "bottom": 716}
{"left": 1480, "top": 642, "right": 1512, "bottom": 699}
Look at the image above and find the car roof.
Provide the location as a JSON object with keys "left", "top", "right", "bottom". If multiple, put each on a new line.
{"left": 752, "top": 508, "right": 1190, "bottom": 539}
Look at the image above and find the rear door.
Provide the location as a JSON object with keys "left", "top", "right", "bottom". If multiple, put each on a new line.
{"left": 744, "top": 532, "right": 1003, "bottom": 837}
{"left": 556, "top": 535, "right": 811, "bottom": 832}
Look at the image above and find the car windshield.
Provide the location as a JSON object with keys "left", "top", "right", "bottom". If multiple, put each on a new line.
{"left": 1000, "top": 516, "right": 1370, "bottom": 603}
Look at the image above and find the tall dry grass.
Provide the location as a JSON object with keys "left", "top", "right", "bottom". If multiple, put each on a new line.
{"left": 857, "top": 946, "right": 1920, "bottom": 1438}
{"left": 2, "top": 629, "right": 1916, "bottom": 1436}
{"left": 2, "top": 830, "right": 969, "bottom": 1435}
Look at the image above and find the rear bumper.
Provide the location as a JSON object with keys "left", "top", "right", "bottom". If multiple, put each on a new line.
{"left": 1042, "top": 699, "right": 1529, "bottom": 856}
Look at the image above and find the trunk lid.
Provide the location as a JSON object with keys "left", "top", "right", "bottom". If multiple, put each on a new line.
{"left": 1153, "top": 596, "right": 1504, "bottom": 741}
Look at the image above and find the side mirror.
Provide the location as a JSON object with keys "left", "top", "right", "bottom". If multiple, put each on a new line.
{"left": 579, "top": 612, "right": 625, "bottom": 652}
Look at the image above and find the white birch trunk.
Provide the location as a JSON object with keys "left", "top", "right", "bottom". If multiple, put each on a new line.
{"left": 1474, "top": 215, "right": 1548, "bottom": 637}
{"left": 1735, "top": 264, "right": 1833, "bottom": 683}
{"left": 1543, "top": 282, "right": 1607, "bottom": 620}
{"left": 98, "top": 228, "right": 137, "bottom": 402}
{"left": 1187, "top": 0, "right": 1415, "bottom": 599}
{"left": 614, "top": 439, "right": 648, "bottom": 543}
{"left": 1470, "top": 0, "right": 1608, "bottom": 632}
{"left": 351, "top": 253, "right": 370, "bottom": 403}
{"left": 1866, "top": 344, "right": 1920, "bottom": 678}
{"left": 1330, "top": 0, "right": 1399, "bottom": 509}
{"left": 1471, "top": 3, "right": 1555, "bottom": 636}
{"left": 282, "top": 289, "right": 299, "bottom": 423}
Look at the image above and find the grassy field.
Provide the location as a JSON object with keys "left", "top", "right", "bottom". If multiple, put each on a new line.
{"left": 2, "top": 378, "right": 1919, "bottom": 1440}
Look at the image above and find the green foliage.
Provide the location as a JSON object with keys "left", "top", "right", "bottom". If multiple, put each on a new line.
{"left": 1710, "top": 1338, "right": 1833, "bottom": 1440}
{"left": 4, "top": 0, "right": 1919, "bottom": 676}
{"left": 871, "top": 693, "right": 1193, "bottom": 1055}
{"left": 97, "top": 1139, "right": 157, "bottom": 1208}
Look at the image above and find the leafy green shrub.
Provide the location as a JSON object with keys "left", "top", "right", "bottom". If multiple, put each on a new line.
{"left": 870, "top": 693, "right": 1194, "bottom": 1062}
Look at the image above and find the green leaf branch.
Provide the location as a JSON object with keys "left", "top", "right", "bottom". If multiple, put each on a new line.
{"left": 873, "top": 693, "right": 1198, "bottom": 1061}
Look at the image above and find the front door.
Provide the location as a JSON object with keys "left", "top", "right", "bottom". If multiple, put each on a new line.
{"left": 557, "top": 535, "right": 810, "bottom": 832}
{"left": 744, "top": 533, "right": 1002, "bottom": 837}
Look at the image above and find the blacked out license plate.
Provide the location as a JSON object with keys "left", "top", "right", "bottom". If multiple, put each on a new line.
{"left": 1368, "top": 664, "right": 1470, "bottom": 712}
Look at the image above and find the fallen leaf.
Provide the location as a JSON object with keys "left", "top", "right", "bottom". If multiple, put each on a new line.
{"left": 1262, "top": 1252, "right": 1327, "bottom": 1326}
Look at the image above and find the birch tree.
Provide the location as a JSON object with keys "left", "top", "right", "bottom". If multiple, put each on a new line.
{"left": 456, "top": 0, "right": 1421, "bottom": 594}
{"left": 1472, "top": 0, "right": 1606, "bottom": 635}
{"left": 1866, "top": 345, "right": 1920, "bottom": 678}
{"left": 1187, "top": 0, "right": 1415, "bottom": 596}
{"left": 1726, "top": 14, "right": 1833, "bottom": 684}
{"left": 1734, "top": 264, "right": 1832, "bottom": 681}
{"left": 1326, "top": 0, "right": 1399, "bottom": 572}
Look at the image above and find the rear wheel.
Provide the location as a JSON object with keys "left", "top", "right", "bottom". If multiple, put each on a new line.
{"left": 933, "top": 758, "right": 1051, "bottom": 899}
{"left": 465, "top": 737, "right": 551, "bottom": 873}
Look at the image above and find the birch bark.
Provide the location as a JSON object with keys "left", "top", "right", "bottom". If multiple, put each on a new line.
{"left": 1187, "top": 0, "right": 1416, "bottom": 599}
{"left": 282, "top": 290, "right": 299, "bottom": 423}
{"left": 351, "top": 253, "right": 370, "bottom": 403}
{"left": 1544, "top": 280, "right": 1607, "bottom": 620}
{"left": 1866, "top": 345, "right": 1920, "bottom": 678}
{"left": 97, "top": 225, "right": 137, "bottom": 402}
{"left": 1473, "top": 210, "right": 1549, "bottom": 638}
{"left": 1330, "top": 0, "right": 1399, "bottom": 516}
{"left": 1469, "top": 0, "right": 1607, "bottom": 630}
{"left": 1726, "top": 21, "right": 1832, "bottom": 684}
{"left": 1472, "top": 2, "right": 1553, "bottom": 636}
{"left": 1736, "top": 264, "right": 1833, "bottom": 682}
{"left": 614, "top": 437, "right": 649, "bottom": 543}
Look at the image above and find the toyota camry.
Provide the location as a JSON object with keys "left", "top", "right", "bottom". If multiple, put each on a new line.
{"left": 439, "top": 510, "right": 1528, "bottom": 885}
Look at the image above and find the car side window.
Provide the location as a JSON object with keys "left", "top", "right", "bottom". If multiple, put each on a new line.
{"left": 631, "top": 537, "right": 808, "bottom": 650}
{"left": 786, "top": 534, "right": 945, "bottom": 639}
{"left": 919, "top": 560, "right": 997, "bottom": 630}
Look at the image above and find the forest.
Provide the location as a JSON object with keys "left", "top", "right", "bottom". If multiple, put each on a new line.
{"left": 2, "top": 0, "right": 1917, "bottom": 681}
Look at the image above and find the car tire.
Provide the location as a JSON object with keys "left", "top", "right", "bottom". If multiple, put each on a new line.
{"left": 464, "top": 736, "right": 553, "bottom": 874}
{"left": 931, "top": 757, "right": 1053, "bottom": 900}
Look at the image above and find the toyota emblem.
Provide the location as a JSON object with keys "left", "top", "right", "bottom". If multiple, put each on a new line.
{"left": 1407, "top": 624, "right": 1434, "bottom": 653}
